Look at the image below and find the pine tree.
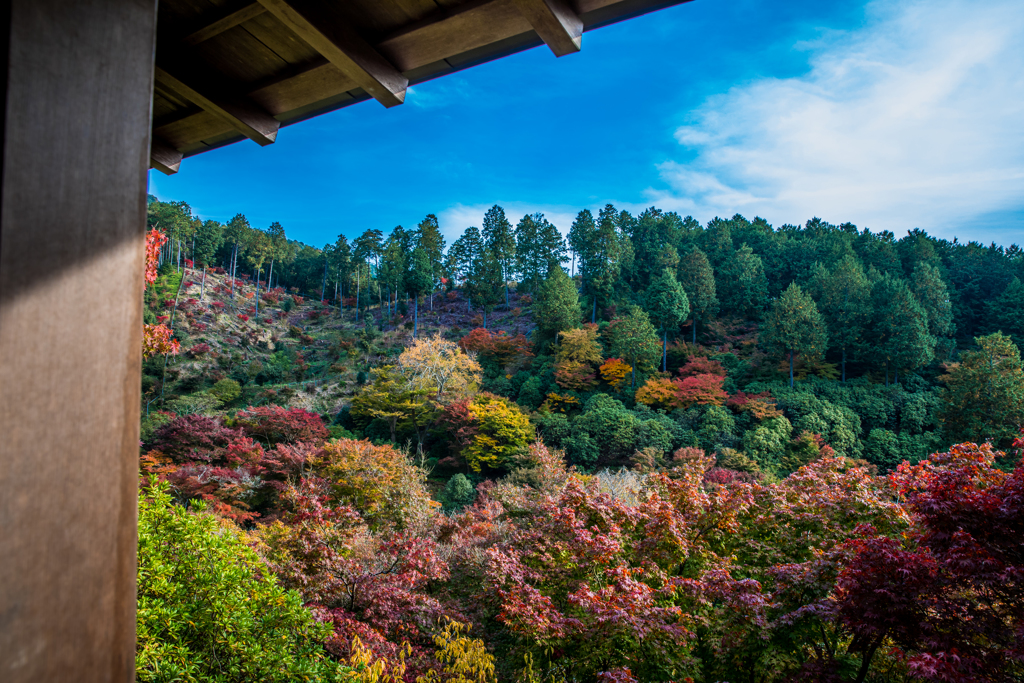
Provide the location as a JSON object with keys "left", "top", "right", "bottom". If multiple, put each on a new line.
{"left": 467, "top": 247, "right": 502, "bottom": 328}
{"left": 535, "top": 266, "right": 581, "bottom": 344}
{"left": 678, "top": 247, "right": 718, "bottom": 345}
{"left": 567, "top": 209, "right": 596, "bottom": 280}
{"left": 193, "top": 219, "right": 223, "bottom": 301}
{"left": 912, "top": 262, "right": 955, "bottom": 358}
{"left": 608, "top": 307, "right": 661, "bottom": 389}
{"left": 762, "top": 283, "right": 829, "bottom": 388}
{"left": 871, "top": 274, "right": 935, "bottom": 384}
{"left": 407, "top": 247, "right": 432, "bottom": 338}
{"left": 988, "top": 276, "right": 1024, "bottom": 349}
{"left": 645, "top": 268, "right": 690, "bottom": 371}
{"left": 720, "top": 244, "right": 768, "bottom": 319}
{"left": 482, "top": 205, "right": 516, "bottom": 309}
{"left": 416, "top": 214, "right": 446, "bottom": 310}
{"left": 808, "top": 254, "right": 871, "bottom": 382}
{"left": 448, "top": 226, "right": 484, "bottom": 311}
{"left": 588, "top": 204, "right": 622, "bottom": 323}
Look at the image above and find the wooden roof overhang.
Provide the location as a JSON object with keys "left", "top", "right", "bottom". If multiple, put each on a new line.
{"left": 151, "top": 0, "right": 693, "bottom": 174}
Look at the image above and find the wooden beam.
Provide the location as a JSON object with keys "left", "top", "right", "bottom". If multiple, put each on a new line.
{"left": 514, "top": 0, "right": 582, "bottom": 56}
{"left": 257, "top": 0, "right": 407, "bottom": 108}
{"left": 183, "top": 2, "right": 266, "bottom": 46}
{"left": 150, "top": 137, "right": 182, "bottom": 175}
{"left": 154, "top": 63, "right": 280, "bottom": 146}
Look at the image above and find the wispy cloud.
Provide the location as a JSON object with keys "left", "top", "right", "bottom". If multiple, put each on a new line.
{"left": 648, "top": 0, "right": 1024, "bottom": 240}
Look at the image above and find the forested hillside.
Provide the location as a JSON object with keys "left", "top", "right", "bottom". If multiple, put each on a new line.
{"left": 138, "top": 195, "right": 1024, "bottom": 682}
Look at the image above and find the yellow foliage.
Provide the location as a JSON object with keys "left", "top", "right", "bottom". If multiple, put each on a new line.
{"left": 417, "top": 620, "right": 496, "bottom": 683}
{"left": 539, "top": 392, "right": 581, "bottom": 414}
{"left": 398, "top": 333, "right": 482, "bottom": 402}
{"left": 344, "top": 636, "right": 407, "bottom": 683}
{"left": 309, "top": 439, "right": 434, "bottom": 529}
{"left": 554, "top": 326, "right": 603, "bottom": 366}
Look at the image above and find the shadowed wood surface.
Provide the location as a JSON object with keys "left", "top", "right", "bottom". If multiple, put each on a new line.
{"left": 151, "top": 0, "right": 693, "bottom": 172}
{"left": 0, "top": 1, "right": 155, "bottom": 682}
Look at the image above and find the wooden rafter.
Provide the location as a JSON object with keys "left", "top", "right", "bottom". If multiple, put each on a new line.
{"left": 150, "top": 137, "right": 183, "bottom": 175}
{"left": 514, "top": 0, "right": 583, "bottom": 56}
{"left": 256, "top": 0, "right": 408, "bottom": 108}
{"left": 154, "top": 63, "right": 280, "bottom": 146}
{"left": 183, "top": 2, "right": 266, "bottom": 46}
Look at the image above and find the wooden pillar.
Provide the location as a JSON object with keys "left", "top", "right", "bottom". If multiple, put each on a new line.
{"left": 0, "top": 2, "right": 157, "bottom": 682}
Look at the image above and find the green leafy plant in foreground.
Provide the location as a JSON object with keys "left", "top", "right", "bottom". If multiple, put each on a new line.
{"left": 136, "top": 481, "right": 351, "bottom": 683}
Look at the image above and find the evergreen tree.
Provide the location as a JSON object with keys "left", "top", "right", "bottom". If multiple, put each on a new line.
{"left": 608, "top": 307, "right": 661, "bottom": 389}
{"left": 678, "top": 247, "right": 718, "bottom": 345}
{"left": 588, "top": 204, "right": 622, "bottom": 323}
{"left": 467, "top": 247, "right": 502, "bottom": 328}
{"left": 912, "top": 262, "right": 955, "bottom": 358}
{"left": 535, "top": 266, "right": 581, "bottom": 344}
{"left": 762, "top": 283, "right": 829, "bottom": 388}
{"left": 416, "top": 214, "right": 446, "bottom": 309}
{"left": 939, "top": 332, "right": 1024, "bottom": 448}
{"left": 482, "top": 205, "right": 516, "bottom": 308}
{"left": 516, "top": 213, "right": 568, "bottom": 294}
{"left": 720, "top": 244, "right": 768, "bottom": 319}
{"left": 406, "top": 247, "right": 432, "bottom": 338}
{"left": 808, "top": 254, "right": 871, "bottom": 382}
{"left": 871, "top": 274, "right": 935, "bottom": 384}
{"left": 988, "top": 276, "right": 1024, "bottom": 349}
{"left": 193, "top": 219, "right": 223, "bottom": 301}
{"left": 568, "top": 208, "right": 597, "bottom": 279}
{"left": 265, "top": 221, "right": 287, "bottom": 292}
{"left": 448, "top": 226, "right": 484, "bottom": 310}
{"left": 329, "top": 235, "right": 352, "bottom": 314}
{"left": 645, "top": 268, "right": 690, "bottom": 371}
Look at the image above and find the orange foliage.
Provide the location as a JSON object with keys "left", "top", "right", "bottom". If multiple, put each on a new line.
{"left": 599, "top": 358, "right": 632, "bottom": 389}
{"left": 459, "top": 328, "right": 533, "bottom": 368}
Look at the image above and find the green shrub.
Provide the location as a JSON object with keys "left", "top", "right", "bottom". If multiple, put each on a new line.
{"left": 442, "top": 473, "right": 476, "bottom": 512}
{"left": 210, "top": 378, "right": 242, "bottom": 405}
{"left": 136, "top": 484, "right": 350, "bottom": 682}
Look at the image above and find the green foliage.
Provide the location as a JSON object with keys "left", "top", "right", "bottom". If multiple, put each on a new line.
{"left": 606, "top": 307, "right": 661, "bottom": 388}
{"left": 534, "top": 266, "right": 581, "bottom": 343}
{"left": 678, "top": 247, "right": 718, "bottom": 342}
{"left": 940, "top": 332, "right": 1024, "bottom": 447}
{"left": 136, "top": 484, "right": 348, "bottom": 682}
{"left": 210, "top": 378, "right": 242, "bottom": 405}
{"left": 442, "top": 474, "right": 476, "bottom": 512}
{"left": 762, "top": 283, "right": 828, "bottom": 387}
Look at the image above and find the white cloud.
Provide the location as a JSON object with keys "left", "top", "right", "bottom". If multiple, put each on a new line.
{"left": 649, "top": 0, "right": 1024, "bottom": 239}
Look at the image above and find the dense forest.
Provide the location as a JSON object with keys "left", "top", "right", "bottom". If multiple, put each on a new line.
{"left": 137, "top": 195, "right": 1024, "bottom": 682}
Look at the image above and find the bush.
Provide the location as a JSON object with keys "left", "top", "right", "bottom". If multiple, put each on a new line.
{"left": 235, "top": 405, "right": 329, "bottom": 445}
{"left": 210, "top": 378, "right": 241, "bottom": 405}
{"left": 136, "top": 484, "right": 349, "bottom": 682}
{"left": 442, "top": 474, "right": 476, "bottom": 512}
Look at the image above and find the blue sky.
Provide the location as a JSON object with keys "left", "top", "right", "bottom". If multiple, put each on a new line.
{"left": 149, "top": 0, "right": 1024, "bottom": 249}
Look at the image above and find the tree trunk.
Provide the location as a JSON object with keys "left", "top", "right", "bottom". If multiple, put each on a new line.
{"left": 663, "top": 329, "right": 668, "bottom": 372}
{"left": 255, "top": 270, "right": 260, "bottom": 318}
{"left": 267, "top": 259, "right": 273, "bottom": 293}
{"left": 320, "top": 259, "right": 327, "bottom": 301}
{"left": 789, "top": 351, "right": 794, "bottom": 389}
{"left": 413, "top": 294, "right": 418, "bottom": 338}
{"left": 201, "top": 266, "right": 206, "bottom": 300}
{"left": 894, "top": 366, "right": 899, "bottom": 384}
{"left": 355, "top": 271, "right": 360, "bottom": 322}
{"left": 592, "top": 297, "right": 597, "bottom": 324}
{"left": 632, "top": 358, "right": 636, "bottom": 389}
{"left": 483, "top": 310, "right": 487, "bottom": 329}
